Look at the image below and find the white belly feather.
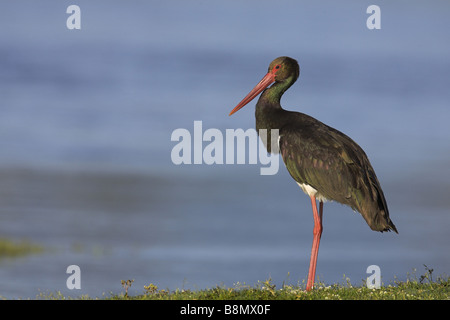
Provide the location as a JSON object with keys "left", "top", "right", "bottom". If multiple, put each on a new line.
{"left": 297, "top": 182, "right": 328, "bottom": 202}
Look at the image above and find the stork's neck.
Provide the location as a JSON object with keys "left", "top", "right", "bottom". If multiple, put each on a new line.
{"left": 257, "top": 75, "right": 297, "bottom": 111}
{"left": 255, "top": 76, "right": 296, "bottom": 134}
{"left": 254, "top": 75, "right": 297, "bottom": 153}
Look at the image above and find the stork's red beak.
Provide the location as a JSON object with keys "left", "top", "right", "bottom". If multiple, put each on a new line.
{"left": 229, "top": 72, "right": 276, "bottom": 116}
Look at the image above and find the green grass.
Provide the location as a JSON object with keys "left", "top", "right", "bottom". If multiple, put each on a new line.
{"left": 98, "top": 267, "right": 448, "bottom": 300}
{"left": 28, "top": 266, "right": 449, "bottom": 300}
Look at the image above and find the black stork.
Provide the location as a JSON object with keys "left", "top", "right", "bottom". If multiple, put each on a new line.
{"left": 229, "top": 56, "right": 398, "bottom": 291}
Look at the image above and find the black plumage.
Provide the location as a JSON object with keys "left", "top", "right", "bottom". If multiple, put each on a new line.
{"left": 254, "top": 57, "right": 397, "bottom": 233}
{"left": 229, "top": 56, "right": 398, "bottom": 291}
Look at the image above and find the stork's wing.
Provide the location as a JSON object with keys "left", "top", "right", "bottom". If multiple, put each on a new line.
{"left": 279, "top": 122, "right": 397, "bottom": 233}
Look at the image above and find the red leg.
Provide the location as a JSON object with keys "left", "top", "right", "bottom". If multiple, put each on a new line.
{"left": 306, "top": 196, "right": 323, "bottom": 291}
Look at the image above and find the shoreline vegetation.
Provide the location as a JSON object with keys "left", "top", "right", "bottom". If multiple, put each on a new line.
{"left": 39, "top": 267, "right": 449, "bottom": 300}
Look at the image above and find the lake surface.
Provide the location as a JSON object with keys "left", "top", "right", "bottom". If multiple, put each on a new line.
{"left": 0, "top": 1, "right": 449, "bottom": 298}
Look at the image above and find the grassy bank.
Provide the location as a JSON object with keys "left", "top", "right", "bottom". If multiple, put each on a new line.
{"left": 65, "top": 266, "right": 442, "bottom": 300}
{"left": 30, "top": 267, "right": 449, "bottom": 300}
{"left": 111, "top": 277, "right": 449, "bottom": 300}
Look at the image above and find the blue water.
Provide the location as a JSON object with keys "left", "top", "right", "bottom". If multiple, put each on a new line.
{"left": 0, "top": 1, "right": 449, "bottom": 298}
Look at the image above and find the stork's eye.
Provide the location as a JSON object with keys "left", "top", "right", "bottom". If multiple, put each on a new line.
{"left": 271, "top": 64, "right": 282, "bottom": 75}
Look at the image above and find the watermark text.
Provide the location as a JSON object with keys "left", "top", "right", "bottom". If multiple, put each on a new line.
{"left": 171, "top": 121, "right": 280, "bottom": 175}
